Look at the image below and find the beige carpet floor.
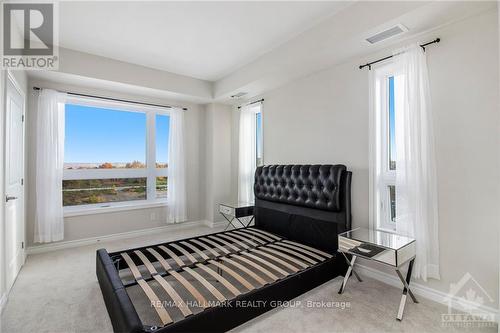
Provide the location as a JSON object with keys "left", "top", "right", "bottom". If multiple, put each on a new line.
{"left": 0, "top": 224, "right": 496, "bottom": 333}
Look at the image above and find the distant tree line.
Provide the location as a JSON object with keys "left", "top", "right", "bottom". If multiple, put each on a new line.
{"left": 96, "top": 161, "right": 168, "bottom": 169}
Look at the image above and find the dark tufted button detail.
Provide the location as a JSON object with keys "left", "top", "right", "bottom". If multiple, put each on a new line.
{"left": 253, "top": 164, "right": 346, "bottom": 212}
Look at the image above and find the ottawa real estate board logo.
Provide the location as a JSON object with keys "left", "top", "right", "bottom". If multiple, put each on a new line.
{"left": 1, "top": 2, "right": 58, "bottom": 70}
{"left": 441, "top": 273, "right": 496, "bottom": 328}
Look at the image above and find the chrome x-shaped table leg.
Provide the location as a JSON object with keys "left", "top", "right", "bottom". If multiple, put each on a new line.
{"left": 338, "top": 252, "right": 362, "bottom": 294}
{"left": 395, "top": 258, "right": 418, "bottom": 321}
{"left": 222, "top": 213, "right": 238, "bottom": 230}
{"left": 222, "top": 214, "right": 255, "bottom": 230}
{"left": 238, "top": 215, "right": 255, "bottom": 227}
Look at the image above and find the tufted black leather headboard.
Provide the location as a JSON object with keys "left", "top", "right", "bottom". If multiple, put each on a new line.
{"left": 253, "top": 164, "right": 352, "bottom": 253}
{"left": 254, "top": 165, "right": 346, "bottom": 212}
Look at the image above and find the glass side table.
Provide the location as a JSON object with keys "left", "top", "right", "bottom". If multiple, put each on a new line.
{"left": 338, "top": 227, "right": 417, "bottom": 321}
{"left": 219, "top": 202, "right": 254, "bottom": 230}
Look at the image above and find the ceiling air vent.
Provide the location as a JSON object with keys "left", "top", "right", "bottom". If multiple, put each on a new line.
{"left": 365, "top": 24, "right": 408, "bottom": 44}
{"left": 231, "top": 92, "right": 247, "bottom": 99}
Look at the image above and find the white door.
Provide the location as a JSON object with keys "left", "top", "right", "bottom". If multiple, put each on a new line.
{"left": 5, "top": 74, "right": 25, "bottom": 291}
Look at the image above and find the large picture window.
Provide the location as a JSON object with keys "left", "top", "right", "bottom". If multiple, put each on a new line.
{"left": 372, "top": 65, "right": 402, "bottom": 231}
{"left": 63, "top": 98, "right": 169, "bottom": 211}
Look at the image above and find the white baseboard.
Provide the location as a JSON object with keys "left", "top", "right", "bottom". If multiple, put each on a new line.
{"left": 356, "top": 264, "right": 499, "bottom": 322}
{"left": 26, "top": 219, "right": 211, "bottom": 255}
{"left": 203, "top": 219, "right": 227, "bottom": 228}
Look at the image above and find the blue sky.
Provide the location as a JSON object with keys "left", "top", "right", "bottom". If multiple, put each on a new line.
{"left": 64, "top": 104, "right": 169, "bottom": 164}
{"left": 156, "top": 114, "right": 170, "bottom": 163}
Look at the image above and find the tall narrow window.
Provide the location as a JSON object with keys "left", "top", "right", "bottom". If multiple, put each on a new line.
{"left": 388, "top": 76, "right": 396, "bottom": 171}
{"left": 238, "top": 101, "right": 263, "bottom": 203}
{"left": 256, "top": 110, "right": 263, "bottom": 166}
{"left": 155, "top": 114, "right": 170, "bottom": 198}
{"left": 63, "top": 99, "right": 170, "bottom": 210}
{"left": 371, "top": 66, "right": 402, "bottom": 231}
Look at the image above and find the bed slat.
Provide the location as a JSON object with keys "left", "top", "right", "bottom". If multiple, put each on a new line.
{"left": 168, "top": 269, "right": 209, "bottom": 309}
{"left": 134, "top": 250, "right": 194, "bottom": 317}
{"left": 158, "top": 245, "right": 186, "bottom": 267}
{"left": 238, "top": 229, "right": 274, "bottom": 243}
{"left": 230, "top": 255, "right": 279, "bottom": 281}
{"left": 207, "top": 235, "right": 240, "bottom": 252}
{"left": 208, "top": 260, "right": 255, "bottom": 291}
{"left": 220, "top": 257, "right": 267, "bottom": 285}
{"left": 120, "top": 253, "right": 173, "bottom": 325}
{"left": 214, "top": 234, "right": 251, "bottom": 250}
{"left": 240, "top": 252, "right": 288, "bottom": 276}
{"left": 169, "top": 243, "right": 197, "bottom": 264}
{"left": 195, "top": 264, "right": 241, "bottom": 297}
{"left": 189, "top": 239, "right": 220, "bottom": 257}
{"left": 144, "top": 249, "right": 211, "bottom": 308}
{"left": 281, "top": 240, "right": 332, "bottom": 258}
{"left": 134, "top": 251, "right": 158, "bottom": 274}
{"left": 251, "top": 249, "right": 300, "bottom": 273}
{"left": 232, "top": 230, "right": 266, "bottom": 245}
{"left": 276, "top": 242, "right": 326, "bottom": 261}
{"left": 248, "top": 228, "right": 282, "bottom": 240}
{"left": 153, "top": 275, "right": 193, "bottom": 317}
{"left": 275, "top": 242, "right": 325, "bottom": 261}
{"left": 267, "top": 244, "right": 318, "bottom": 265}
{"left": 258, "top": 247, "right": 309, "bottom": 269}
{"left": 198, "top": 237, "right": 231, "bottom": 254}
{"left": 180, "top": 241, "right": 210, "bottom": 260}
{"left": 183, "top": 267, "right": 226, "bottom": 302}
{"left": 147, "top": 248, "right": 173, "bottom": 271}
{"left": 225, "top": 231, "right": 259, "bottom": 247}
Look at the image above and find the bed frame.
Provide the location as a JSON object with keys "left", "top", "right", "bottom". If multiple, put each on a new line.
{"left": 97, "top": 164, "right": 352, "bottom": 333}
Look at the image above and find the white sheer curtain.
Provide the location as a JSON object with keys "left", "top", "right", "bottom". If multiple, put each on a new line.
{"left": 167, "top": 108, "right": 187, "bottom": 223}
{"left": 34, "top": 89, "right": 66, "bottom": 243}
{"left": 238, "top": 104, "right": 259, "bottom": 203}
{"left": 393, "top": 43, "right": 440, "bottom": 281}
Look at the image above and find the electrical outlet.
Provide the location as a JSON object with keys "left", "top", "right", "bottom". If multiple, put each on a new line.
{"left": 150, "top": 212, "right": 156, "bottom": 221}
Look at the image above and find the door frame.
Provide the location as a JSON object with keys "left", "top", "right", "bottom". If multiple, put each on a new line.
{"left": 3, "top": 70, "right": 27, "bottom": 290}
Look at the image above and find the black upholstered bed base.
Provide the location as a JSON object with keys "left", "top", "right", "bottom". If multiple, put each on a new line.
{"left": 97, "top": 165, "right": 352, "bottom": 333}
{"left": 97, "top": 227, "right": 347, "bottom": 333}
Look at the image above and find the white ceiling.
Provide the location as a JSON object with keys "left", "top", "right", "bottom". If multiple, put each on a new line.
{"left": 59, "top": 1, "right": 351, "bottom": 81}
{"left": 215, "top": 1, "right": 497, "bottom": 101}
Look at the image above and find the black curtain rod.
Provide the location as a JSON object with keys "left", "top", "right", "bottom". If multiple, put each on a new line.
{"left": 359, "top": 38, "right": 440, "bottom": 70}
{"left": 237, "top": 98, "right": 264, "bottom": 109}
{"left": 32, "top": 86, "right": 188, "bottom": 111}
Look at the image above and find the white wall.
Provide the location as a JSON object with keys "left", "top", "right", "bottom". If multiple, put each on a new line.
{"left": 202, "top": 103, "right": 233, "bottom": 223}
{"left": 235, "top": 10, "right": 499, "bottom": 307}
{"left": 25, "top": 80, "right": 206, "bottom": 247}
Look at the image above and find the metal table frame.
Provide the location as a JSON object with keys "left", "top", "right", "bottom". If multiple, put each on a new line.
{"left": 337, "top": 251, "right": 418, "bottom": 321}
{"left": 221, "top": 213, "right": 254, "bottom": 230}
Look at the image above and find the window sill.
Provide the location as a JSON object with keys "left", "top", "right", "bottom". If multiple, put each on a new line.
{"left": 64, "top": 200, "right": 168, "bottom": 217}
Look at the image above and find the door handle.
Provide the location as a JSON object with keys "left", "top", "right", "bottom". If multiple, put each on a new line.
{"left": 5, "top": 195, "right": 18, "bottom": 202}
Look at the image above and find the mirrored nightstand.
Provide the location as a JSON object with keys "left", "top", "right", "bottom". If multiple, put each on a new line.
{"left": 338, "top": 227, "right": 417, "bottom": 321}
{"left": 219, "top": 202, "right": 254, "bottom": 230}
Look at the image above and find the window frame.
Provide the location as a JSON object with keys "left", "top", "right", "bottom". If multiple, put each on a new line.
{"left": 370, "top": 63, "right": 401, "bottom": 232}
{"left": 62, "top": 96, "right": 170, "bottom": 215}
